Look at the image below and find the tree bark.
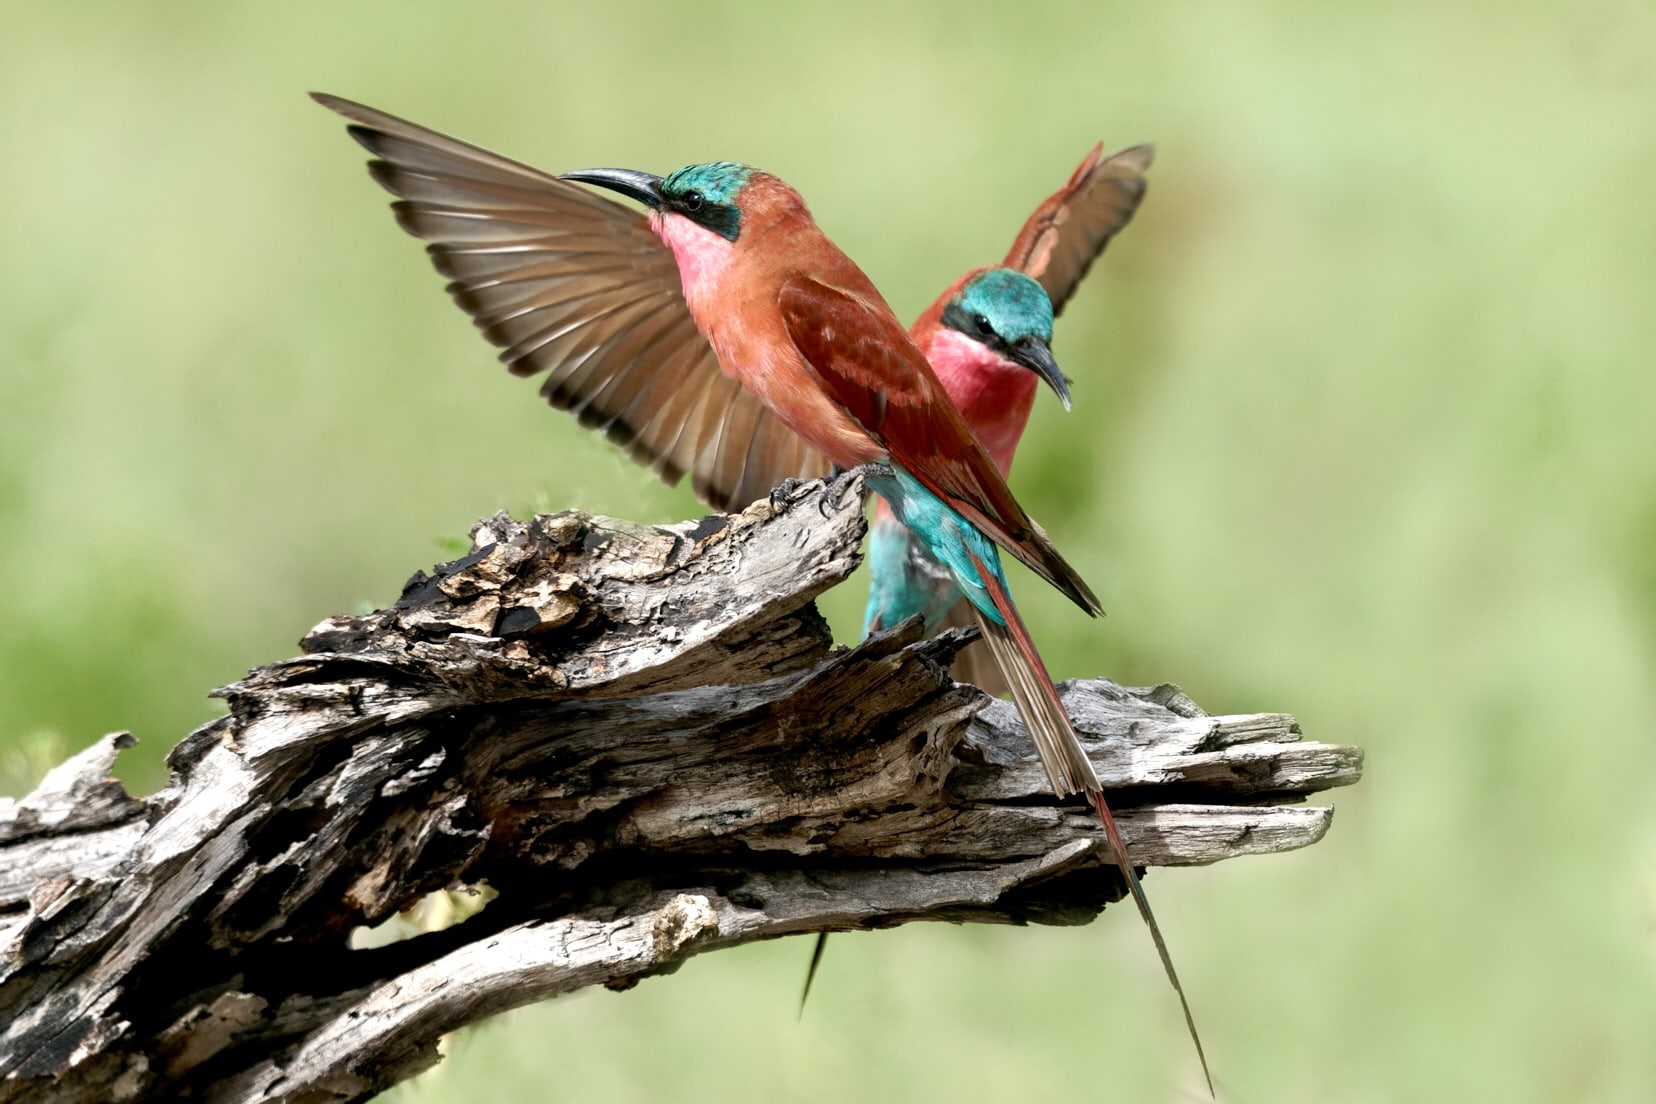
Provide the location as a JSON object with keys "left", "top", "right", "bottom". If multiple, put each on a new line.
{"left": 0, "top": 477, "right": 1362, "bottom": 1103}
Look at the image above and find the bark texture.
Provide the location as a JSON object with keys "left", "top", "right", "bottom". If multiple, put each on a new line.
{"left": 0, "top": 477, "right": 1362, "bottom": 1103}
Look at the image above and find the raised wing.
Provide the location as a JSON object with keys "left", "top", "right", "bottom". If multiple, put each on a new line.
{"left": 778, "top": 274, "right": 1101, "bottom": 616}
{"left": 313, "top": 93, "right": 828, "bottom": 512}
{"left": 1002, "top": 142, "right": 1154, "bottom": 316}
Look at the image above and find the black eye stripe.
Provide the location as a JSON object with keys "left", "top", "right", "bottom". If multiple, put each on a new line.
{"left": 666, "top": 187, "right": 742, "bottom": 242}
{"left": 973, "top": 313, "right": 994, "bottom": 336}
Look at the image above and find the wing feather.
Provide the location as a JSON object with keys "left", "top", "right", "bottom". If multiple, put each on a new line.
{"left": 1002, "top": 143, "right": 1153, "bottom": 316}
{"left": 778, "top": 274, "right": 1101, "bottom": 615}
{"left": 315, "top": 92, "right": 829, "bottom": 512}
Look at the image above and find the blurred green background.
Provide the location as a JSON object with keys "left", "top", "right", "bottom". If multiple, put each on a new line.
{"left": 4, "top": 1, "right": 1654, "bottom": 1100}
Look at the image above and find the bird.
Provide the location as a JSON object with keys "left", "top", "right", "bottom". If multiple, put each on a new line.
{"left": 804, "top": 268, "right": 1074, "bottom": 1015}
{"left": 811, "top": 140, "right": 1151, "bottom": 1001}
{"left": 867, "top": 141, "right": 1152, "bottom": 695}
{"left": 312, "top": 94, "right": 1210, "bottom": 1094}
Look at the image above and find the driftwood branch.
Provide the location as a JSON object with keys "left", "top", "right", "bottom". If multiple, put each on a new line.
{"left": 0, "top": 477, "right": 1362, "bottom": 1103}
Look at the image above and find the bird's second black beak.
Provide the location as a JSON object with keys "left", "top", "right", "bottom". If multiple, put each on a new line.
{"left": 558, "top": 167, "right": 666, "bottom": 208}
{"left": 1010, "top": 336, "right": 1072, "bottom": 411}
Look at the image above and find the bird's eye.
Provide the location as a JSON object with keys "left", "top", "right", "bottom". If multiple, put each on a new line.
{"left": 682, "top": 190, "right": 705, "bottom": 213}
{"left": 973, "top": 314, "right": 994, "bottom": 336}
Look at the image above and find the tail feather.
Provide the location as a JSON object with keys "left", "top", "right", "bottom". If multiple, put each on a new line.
{"left": 938, "top": 598, "right": 1011, "bottom": 697}
{"left": 973, "top": 607, "right": 1096, "bottom": 796}
{"left": 798, "top": 932, "right": 830, "bottom": 1018}
{"left": 966, "top": 550, "right": 1215, "bottom": 1099}
{"left": 1090, "top": 790, "right": 1214, "bottom": 1099}
{"left": 948, "top": 496, "right": 1104, "bottom": 618}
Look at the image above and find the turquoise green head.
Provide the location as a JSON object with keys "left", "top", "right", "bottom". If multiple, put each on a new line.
{"left": 659, "top": 162, "right": 752, "bottom": 241}
{"left": 941, "top": 268, "right": 1069, "bottom": 408}
{"left": 558, "top": 161, "right": 753, "bottom": 242}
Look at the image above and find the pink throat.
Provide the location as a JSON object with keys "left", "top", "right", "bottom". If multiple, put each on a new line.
{"left": 651, "top": 211, "right": 737, "bottom": 303}
{"left": 921, "top": 327, "right": 1039, "bottom": 475}
{"left": 644, "top": 208, "right": 886, "bottom": 473}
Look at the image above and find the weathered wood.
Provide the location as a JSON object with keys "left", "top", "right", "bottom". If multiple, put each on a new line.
{"left": 0, "top": 477, "right": 1362, "bottom": 1103}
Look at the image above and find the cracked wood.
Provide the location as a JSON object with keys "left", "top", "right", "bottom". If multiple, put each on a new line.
{"left": 0, "top": 477, "right": 1362, "bottom": 1103}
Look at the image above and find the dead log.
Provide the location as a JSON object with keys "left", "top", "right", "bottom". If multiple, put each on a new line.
{"left": 0, "top": 476, "right": 1362, "bottom": 1103}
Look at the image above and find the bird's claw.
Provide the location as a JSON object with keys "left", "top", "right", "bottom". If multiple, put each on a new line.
{"left": 819, "top": 466, "right": 868, "bottom": 518}
{"left": 767, "top": 477, "right": 810, "bottom": 511}
{"left": 769, "top": 469, "right": 870, "bottom": 518}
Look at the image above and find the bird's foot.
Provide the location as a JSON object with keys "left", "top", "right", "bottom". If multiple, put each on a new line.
{"left": 767, "top": 477, "right": 812, "bottom": 510}
{"left": 820, "top": 465, "right": 874, "bottom": 518}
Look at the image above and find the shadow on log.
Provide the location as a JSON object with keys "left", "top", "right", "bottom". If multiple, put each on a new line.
{"left": 0, "top": 477, "right": 1362, "bottom": 1103}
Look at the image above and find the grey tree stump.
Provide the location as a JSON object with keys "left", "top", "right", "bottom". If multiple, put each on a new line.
{"left": 0, "top": 477, "right": 1362, "bottom": 1103}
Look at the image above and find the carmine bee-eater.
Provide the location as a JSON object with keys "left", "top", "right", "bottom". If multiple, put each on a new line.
{"left": 869, "top": 142, "right": 1152, "bottom": 694}
{"left": 804, "top": 143, "right": 1153, "bottom": 1011}
{"left": 313, "top": 94, "right": 1209, "bottom": 1092}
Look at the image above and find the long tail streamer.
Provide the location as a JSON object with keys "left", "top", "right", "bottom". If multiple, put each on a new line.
{"left": 966, "top": 549, "right": 1214, "bottom": 1099}
{"left": 798, "top": 932, "right": 830, "bottom": 1018}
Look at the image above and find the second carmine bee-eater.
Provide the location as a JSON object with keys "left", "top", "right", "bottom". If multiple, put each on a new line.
{"left": 868, "top": 142, "right": 1152, "bottom": 693}
{"left": 313, "top": 95, "right": 1209, "bottom": 1092}
{"left": 807, "top": 147, "right": 1150, "bottom": 1007}
{"left": 806, "top": 144, "right": 1153, "bottom": 1011}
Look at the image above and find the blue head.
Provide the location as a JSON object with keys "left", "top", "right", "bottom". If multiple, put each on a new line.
{"left": 559, "top": 161, "right": 754, "bottom": 242}
{"left": 940, "top": 268, "right": 1070, "bottom": 408}
{"left": 657, "top": 162, "right": 752, "bottom": 241}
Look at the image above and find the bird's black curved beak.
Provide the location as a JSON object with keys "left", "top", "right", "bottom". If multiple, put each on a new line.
{"left": 558, "top": 167, "right": 666, "bottom": 208}
{"left": 1010, "top": 336, "right": 1072, "bottom": 411}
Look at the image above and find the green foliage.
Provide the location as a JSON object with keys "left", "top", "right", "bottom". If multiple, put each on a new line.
{"left": 2, "top": 1, "right": 1654, "bottom": 1100}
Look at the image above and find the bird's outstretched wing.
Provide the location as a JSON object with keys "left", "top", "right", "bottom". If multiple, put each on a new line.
{"left": 1002, "top": 142, "right": 1154, "bottom": 316}
{"left": 778, "top": 274, "right": 1101, "bottom": 616}
{"left": 313, "top": 93, "right": 828, "bottom": 512}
